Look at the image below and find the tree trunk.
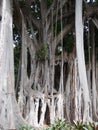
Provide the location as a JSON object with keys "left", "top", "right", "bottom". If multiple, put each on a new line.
{"left": 91, "top": 24, "right": 98, "bottom": 120}
{"left": 0, "top": 0, "right": 26, "bottom": 129}
{"left": 0, "top": 0, "right": 15, "bottom": 129}
{"left": 75, "top": 0, "right": 92, "bottom": 122}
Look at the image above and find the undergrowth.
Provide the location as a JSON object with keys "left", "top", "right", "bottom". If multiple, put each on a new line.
{"left": 19, "top": 119, "right": 98, "bottom": 130}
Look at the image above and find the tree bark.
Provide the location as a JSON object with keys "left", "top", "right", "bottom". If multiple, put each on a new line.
{"left": 0, "top": 0, "right": 15, "bottom": 129}
{"left": 0, "top": 0, "right": 26, "bottom": 129}
{"left": 91, "top": 24, "right": 98, "bottom": 120}
{"left": 75, "top": 0, "right": 92, "bottom": 122}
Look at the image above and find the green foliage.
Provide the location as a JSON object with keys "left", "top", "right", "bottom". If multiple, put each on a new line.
{"left": 43, "top": 119, "right": 97, "bottom": 130}
{"left": 19, "top": 120, "right": 97, "bottom": 130}
{"left": 35, "top": 44, "right": 48, "bottom": 61}
{"left": 43, "top": 119, "right": 73, "bottom": 130}
{"left": 19, "top": 124, "right": 35, "bottom": 130}
{"left": 74, "top": 121, "right": 84, "bottom": 130}
{"left": 73, "top": 121, "right": 95, "bottom": 130}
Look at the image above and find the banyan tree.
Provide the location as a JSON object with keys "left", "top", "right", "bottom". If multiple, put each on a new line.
{"left": 0, "top": 0, "right": 98, "bottom": 129}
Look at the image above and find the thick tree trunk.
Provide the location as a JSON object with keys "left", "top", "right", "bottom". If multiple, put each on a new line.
{"left": 0, "top": 0, "right": 15, "bottom": 129}
{"left": 0, "top": 0, "right": 26, "bottom": 129}
{"left": 75, "top": 0, "right": 92, "bottom": 122}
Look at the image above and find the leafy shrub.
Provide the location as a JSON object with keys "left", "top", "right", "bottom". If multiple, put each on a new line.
{"left": 43, "top": 119, "right": 73, "bottom": 130}
{"left": 43, "top": 119, "right": 97, "bottom": 130}
{"left": 35, "top": 44, "right": 48, "bottom": 61}
{"left": 19, "top": 124, "right": 35, "bottom": 130}
{"left": 73, "top": 121, "right": 95, "bottom": 130}
{"left": 19, "top": 120, "right": 98, "bottom": 130}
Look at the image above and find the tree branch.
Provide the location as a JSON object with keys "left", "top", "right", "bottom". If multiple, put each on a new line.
{"left": 40, "top": 0, "right": 47, "bottom": 24}
{"left": 20, "top": 0, "right": 40, "bottom": 29}
{"left": 53, "top": 22, "right": 74, "bottom": 49}
{"left": 45, "top": 0, "right": 68, "bottom": 20}
{"left": 27, "top": 17, "right": 38, "bottom": 45}
{"left": 45, "top": 0, "right": 73, "bottom": 34}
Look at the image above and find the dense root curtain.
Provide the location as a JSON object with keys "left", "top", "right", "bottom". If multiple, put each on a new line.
{"left": 1, "top": 0, "right": 98, "bottom": 129}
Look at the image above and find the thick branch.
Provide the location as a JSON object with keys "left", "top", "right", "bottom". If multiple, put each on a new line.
{"left": 40, "top": 0, "right": 47, "bottom": 24}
